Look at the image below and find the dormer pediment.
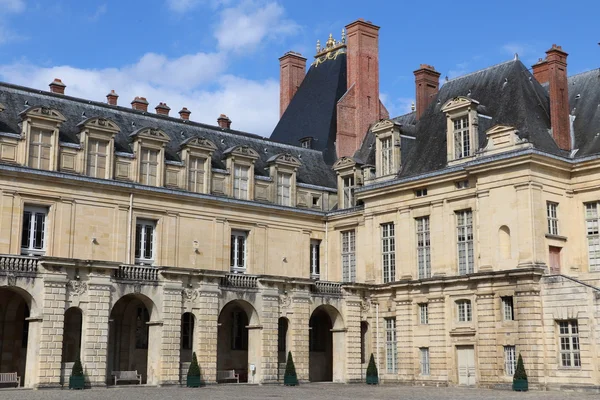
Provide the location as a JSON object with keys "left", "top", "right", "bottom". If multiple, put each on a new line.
{"left": 77, "top": 117, "right": 120, "bottom": 134}
{"left": 371, "top": 119, "right": 399, "bottom": 135}
{"left": 441, "top": 96, "right": 480, "bottom": 114}
{"left": 130, "top": 127, "right": 170, "bottom": 143}
{"left": 223, "top": 145, "right": 259, "bottom": 160}
{"left": 19, "top": 106, "right": 66, "bottom": 124}
{"left": 267, "top": 152, "right": 301, "bottom": 168}
{"left": 181, "top": 136, "right": 217, "bottom": 152}
{"left": 333, "top": 156, "right": 361, "bottom": 172}
{"left": 480, "top": 124, "right": 531, "bottom": 156}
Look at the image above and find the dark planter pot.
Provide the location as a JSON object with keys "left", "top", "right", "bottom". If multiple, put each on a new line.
{"left": 512, "top": 379, "right": 528, "bottom": 391}
{"left": 366, "top": 375, "right": 379, "bottom": 385}
{"left": 186, "top": 375, "right": 202, "bottom": 388}
{"left": 284, "top": 375, "right": 298, "bottom": 386}
{"left": 69, "top": 375, "right": 85, "bottom": 390}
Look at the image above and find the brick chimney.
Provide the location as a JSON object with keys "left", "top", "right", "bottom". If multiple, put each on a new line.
{"left": 179, "top": 107, "right": 191, "bottom": 120}
{"left": 414, "top": 64, "right": 441, "bottom": 120}
{"left": 336, "top": 19, "right": 381, "bottom": 158}
{"left": 131, "top": 97, "right": 149, "bottom": 112}
{"left": 532, "top": 58, "right": 550, "bottom": 85}
{"left": 155, "top": 102, "right": 171, "bottom": 116}
{"left": 217, "top": 114, "right": 232, "bottom": 129}
{"left": 279, "top": 51, "right": 306, "bottom": 118}
{"left": 49, "top": 78, "right": 66, "bottom": 95}
{"left": 106, "top": 90, "right": 119, "bottom": 106}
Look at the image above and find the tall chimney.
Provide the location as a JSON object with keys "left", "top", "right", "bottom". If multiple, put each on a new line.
{"left": 217, "top": 114, "right": 232, "bottom": 129}
{"left": 546, "top": 44, "right": 570, "bottom": 151}
{"left": 414, "top": 64, "right": 441, "bottom": 120}
{"left": 532, "top": 58, "right": 550, "bottom": 85}
{"left": 131, "top": 97, "right": 149, "bottom": 112}
{"left": 279, "top": 51, "right": 306, "bottom": 118}
{"left": 155, "top": 102, "right": 171, "bottom": 116}
{"left": 107, "top": 90, "right": 119, "bottom": 106}
{"left": 336, "top": 19, "right": 381, "bottom": 158}
{"left": 179, "top": 107, "right": 191, "bottom": 120}
{"left": 49, "top": 78, "right": 66, "bottom": 95}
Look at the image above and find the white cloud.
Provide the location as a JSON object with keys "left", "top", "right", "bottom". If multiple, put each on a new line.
{"left": 166, "top": 0, "right": 202, "bottom": 12}
{"left": 89, "top": 3, "right": 107, "bottom": 21}
{"left": 380, "top": 93, "right": 414, "bottom": 117}
{"left": 0, "top": 0, "right": 25, "bottom": 44}
{"left": 0, "top": 0, "right": 25, "bottom": 13}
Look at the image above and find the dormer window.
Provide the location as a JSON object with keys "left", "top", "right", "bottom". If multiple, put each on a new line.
{"left": 343, "top": 175, "right": 355, "bottom": 207}
{"left": 86, "top": 139, "right": 108, "bottom": 178}
{"left": 130, "top": 127, "right": 169, "bottom": 187}
{"left": 300, "top": 137, "right": 312, "bottom": 149}
{"left": 381, "top": 136, "right": 393, "bottom": 175}
{"left": 139, "top": 148, "right": 159, "bottom": 186}
{"left": 371, "top": 119, "right": 402, "bottom": 179}
{"left": 453, "top": 116, "right": 470, "bottom": 159}
{"left": 415, "top": 188, "right": 428, "bottom": 198}
{"left": 441, "top": 97, "right": 480, "bottom": 164}
{"left": 333, "top": 157, "right": 361, "bottom": 209}
{"left": 277, "top": 172, "right": 292, "bottom": 206}
{"left": 28, "top": 129, "right": 52, "bottom": 170}
{"left": 180, "top": 136, "right": 216, "bottom": 195}
{"left": 19, "top": 106, "right": 65, "bottom": 172}
{"left": 78, "top": 117, "right": 119, "bottom": 180}
{"left": 233, "top": 165, "right": 250, "bottom": 200}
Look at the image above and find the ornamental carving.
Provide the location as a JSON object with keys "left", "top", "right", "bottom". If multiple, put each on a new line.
{"left": 361, "top": 297, "right": 371, "bottom": 313}
{"left": 6, "top": 273, "right": 16, "bottom": 286}
{"left": 182, "top": 136, "right": 217, "bottom": 151}
{"left": 21, "top": 106, "right": 66, "bottom": 122}
{"left": 67, "top": 280, "right": 88, "bottom": 296}
{"left": 133, "top": 283, "right": 142, "bottom": 294}
{"left": 279, "top": 293, "right": 292, "bottom": 309}
{"left": 182, "top": 288, "right": 199, "bottom": 302}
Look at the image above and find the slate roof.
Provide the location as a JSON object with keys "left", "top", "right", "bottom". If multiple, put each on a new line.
{"left": 0, "top": 82, "right": 337, "bottom": 188}
{"left": 569, "top": 68, "right": 600, "bottom": 157}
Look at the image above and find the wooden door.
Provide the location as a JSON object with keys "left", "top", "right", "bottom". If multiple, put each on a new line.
{"left": 549, "top": 246, "right": 561, "bottom": 274}
{"left": 457, "top": 346, "right": 476, "bottom": 386}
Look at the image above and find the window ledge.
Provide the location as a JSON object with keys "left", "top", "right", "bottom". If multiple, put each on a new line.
{"left": 545, "top": 234, "right": 567, "bottom": 242}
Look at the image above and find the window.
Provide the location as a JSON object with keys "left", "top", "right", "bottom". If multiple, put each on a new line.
{"left": 381, "top": 223, "right": 396, "bottom": 283}
{"left": 135, "top": 219, "right": 156, "bottom": 265}
{"left": 188, "top": 156, "right": 205, "bottom": 193}
{"left": 230, "top": 230, "right": 247, "bottom": 273}
{"left": 456, "top": 210, "right": 474, "bottom": 275}
{"left": 420, "top": 348, "right": 430, "bottom": 375}
{"left": 277, "top": 172, "right": 292, "bottom": 206}
{"left": 547, "top": 202, "right": 559, "bottom": 235}
{"left": 312, "top": 195, "right": 321, "bottom": 208}
{"left": 233, "top": 165, "right": 250, "bottom": 200}
{"left": 135, "top": 307, "right": 150, "bottom": 349}
{"left": 341, "top": 230, "right": 356, "bottom": 282}
{"left": 300, "top": 137, "right": 312, "bottom": 149}
{"left": 181, "top": 313, "right": 194, "bottom": 350}
{"left": 585, "top": 202, "right": 600, "bottom": 271}
{"left": 385, "top": 317, "right": 397, "bottom": 373}
{"left": 457, "top": 300, "right": 472, "bottom": 322}
{"left": 502, "top": 296, "right": 514, "bottom": 321}
{"left": 381, "top": 136, "right": 393, "bottom": 175}
{"left": 21, "top": 206, "right": 48, "bottom": 255}
{"left": 343, "top": 176, "right": 355, "bottom": 208}
{"left": 231, "top": 311, "right": 248, "bottom": 350}
{"left": 139, "top": 148, "right": 159, "bottom": 186}
{"left": 455, "top": 180, "right": 469, "bottom": 189}
{"left": 310, "top": 239, "right": 321, "bottom": 278}
{"left": 28, "top": 129, "right": 52, "bottom": 170}
{"left": 86, "top": 139, "right": 108, "bottom": 178}
{"left": 415, "top": 188, "right": 428, "bottom": 197}
{"left": 416, "top": 216, "right": 431, "bottom": 279}
{"left": 558, "top": 320, "right": 580, "bottom": 367}
{"left": 504, "top": 346, "right": 516, "bottom": 375}
{"left": 453, "top": 116, "right": 470, "bottom": 159}
{"left": 419, "top": 303, "right": 429, "bottom": 325}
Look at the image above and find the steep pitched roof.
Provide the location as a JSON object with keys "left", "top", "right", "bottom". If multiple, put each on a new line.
{"left": 569, "top": 68, "right": 600, "bottom": 157}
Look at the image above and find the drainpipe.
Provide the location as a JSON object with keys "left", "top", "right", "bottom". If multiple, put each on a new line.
{"left": 376, "top": 302, "right": 380, "bottom": 375}
{"left": 126, "top": 193, "right": 133, "bottom": 264}
{"left": 325, "top": 219, "right": 329, "bottom": 280}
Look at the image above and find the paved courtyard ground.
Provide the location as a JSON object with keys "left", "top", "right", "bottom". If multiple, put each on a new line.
{"left": 0, "top": 384, "right": 593, "bottom": 400}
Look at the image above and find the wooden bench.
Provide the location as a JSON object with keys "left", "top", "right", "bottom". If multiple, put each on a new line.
{"left": 217, "top": 369, "right": 239, "bottom": 383}
{"left": 0, "top": 372, "right": 20, "bottom": 387}
{"left": 112, "top": 370, "right": 142, "bottom": 385}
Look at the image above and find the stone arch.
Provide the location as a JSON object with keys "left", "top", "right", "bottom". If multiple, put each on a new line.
{"left": 309, "top": 304, "right": 345, "bottom": 382}
{"left": 498, "top": 225, "right": 511, "bottom": 260}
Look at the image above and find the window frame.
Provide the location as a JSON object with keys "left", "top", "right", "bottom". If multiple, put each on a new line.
{"left": 547, "top": 201, "right": 559, "bottom": 236}
{"left": 456, "top": 300, "right": 472, "bottom": 322}
{"left": 310, "top": 239, "right": 321, "bottom": 279}
{"left": 277, "top": 172, "right": 292, "bottom": 206}
{"left": 502, "top": 296, "right": 514, "bottom": 321}
{"left": 585, "top": 202, "right": 600, "bottom": 271}
{"left": 341, "top": 230, "right": 356, "bottom": 282}
{"left": 558, "top": 320, "right": 581, "bottom": 368}
{"left": 416, "top": 216, "right": 431, "bottom": 279}
{"left": 456, "top": 209, "right": 475, "bottom": 275}
{"left": 139, "top": 147, "right": 159, "bottom": 186}
{"left": 230, "top": 230, "right": 248, "bottom": 273}
{"left": 28, "top": 129, "right": 53, "bottom": 171}
{"left": 134, "top": 219, "right": 156, "bottom": 265}
{"left": 453, "top": 116, "right": 470, "bottom": 159}
{"left": 86, "top": 138, "right": 109, "bottom": 179}
{"left": 380, "top": 136, "right": 394, "bottom": 176}
{"left": 420, "top": 347, "right": 430, "bottom": 376}
{"left": 381, "top": 222, "right": 396, "bottom": 283}
{"left": 504, "top": 346, "right": 516, "bottom": 376}
{"left": 385, "top": 317, "right": 397, "bottom": 373}
{"left": 342, "top": 175, "right": 356, "bottom": 208}
{"left": 21, "top": 205, "right": 48, "bottom": 256}
{"left": 419, "top": 303, "right": 429, "bottom": 325}
{"left": 233, "top": 164, "right": 250, "bottom": 200}
{"left": 188, "top": 155, "right": 206, "bottom": 193}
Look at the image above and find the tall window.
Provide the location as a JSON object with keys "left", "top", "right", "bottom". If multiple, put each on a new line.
{"left": 585, "top": 202, "right": 600, "bottom": 271}
{"left": 547, "top": 202, "right": 559, "bottom": 235}
{"left": 86, "top": 139, "right": 108, "bottom": 178}
{"left": 231, "top": 311, "right": 248, "bottom": 350}
{"left": 416, "top": 216, "right": 431, "bottom": 279}
{"left": 502, "top": 296, "right": 514, "bottom": 321}
{"left": 139, "top": 148, "right": 159, "bottom": 186}
{"left": 457, "top": 300, "right": 472, "bottom": 322}
{"left": 188, "top": 156, "right": 205, "bottom": 193}
{"left": 135, "top": 307, "right": 150, "bottom": 349}
{"left": 504, "top": 346, "right": 516, "bottom": 375}
{"left": 456, "top": 210, "right": 474, "bottom": 275}
{"left": 233, "top": 165, "right": 250, "bottom": 200}
{"left": 453, "top": 116, "right": 470, "bottom": 159}
{"left": 28, "top": 129, "right": 52, "bottom": 170}
{"left": 181, "top": 313, "right": 194, "bottom": 350}
{"left": 277, "top": 172, "right": 292, "bottom": 206}
{"left": 341, "top": 230, "right": 356, "bottom": 282}
{"left": 419, "top": 303, "right": 429, "bottom": 325}
{"left": 381, "top": 223, "right": 395, "bottom": 283}
{"left": 230, "top": 230, "right": 247, "bottom": 272}
{"left": 420, "top": 348, "right": 430, "bottom": 375}
{"left": 558, "top": 320, "right": 580, "bottom": 367}
{"left": 310, "top": 239, "right": 321, "bottom": 278}
{"left": 385, "top": 317, "right": 397, "bottom": 373}
{"left": 135, "top": 219, "right": 156, "bottom": 265}
{"left": 21, "top": 206, "right": 48, "bottom": 255}
{"left": 381, "top": 137, "right": 393, "bottom": 175}
{"left": 343, "top": 175, "right": 355, "bottom": 208}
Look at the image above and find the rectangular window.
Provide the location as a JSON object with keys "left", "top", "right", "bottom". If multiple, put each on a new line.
{"left": 547, "top": 202, "right": 559, "bottom": 235}
{"left": 502, "top": 296, "right": 514, "bottom": 321}
{"left": 558, "top": 320, "right": 580, "bottom": 367}
{"left": 188, "top": 156, "right": 205, "bottom": 193}
{"left": 385, "top": 317, "right": 397, "bottom": 373}
{"left": 419, "top": 303, "right": 429, "bottom": 325}
{"left": 381, "top": 137, "right": 393, "bottom": 175}
{"left": 585, "top": 202, "right": 600, "bottom": 271}
{"left": 310, "top": 239, "right": 321, "bottom": 279}
{"left": 86, "top": 139, "right": 108, "bottom": 178}
{"left": 453, "top": 116, "right": 470, "bottom": 159}
{"left": 457, "top": 300, "right": 472, "bottom": 322}
{"left": 420, "top": 348, "right": 430, "bottom": 375}
{"left": 28, "top": 129, "right": 52, "bottom": 170}
{"left": 504, "top": 346, "right": 516, "bottom": 375}
{"left": 134, "top": 219, "right": 156, "bottom": 265}
{"left": 21, "top": 206, "right": 48, "bottom": 255}
{"left": 343, "top": 176, "right": 355, "bottom": 208}
{"left": 416, "top": 216, "right": 431, "bottom": 279}
{"left": 230, "top": 230, "right": 247, "bottom": 273}
{"left": 455, "top": 180, "right": 470, "bottom": 189}
{"left": 415, "top": 188, "right": 428, "bottom": 197}
{"left": 233, "top": 165, "right": 250, "bottom": 200}
{"left": 341, "top": 230, "right": 356, "bottom": 282}
{"left": 139, "top": 148, "right": 159, "bottom": 186}
{"left": 381, "top": 223, "right": 396, "bottom": 283}
{"left": 456, "top": 210, "right": 474, "bottom": 275}
{"left": 277, "top": 172, "right": 292, "bottom": 206}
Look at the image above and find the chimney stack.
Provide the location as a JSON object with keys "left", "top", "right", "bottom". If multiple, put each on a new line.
{"left": 414, "top": 64, "right": 441, "bottom": 120}
{"left": 155, "top": 102, "right": 171, "bottom": 116}
{"left": 106, "top": 90, "right": 119, "bottom": 106}
{"left": 217, "top": 114, "right": 232, "bottom": 129}
{"left": 131, "top": 97, "right": 149, "bottom": 112}
{"left": 279, "top": 51, "right": 307, "bottom": 118}
{"left": 49, "top": 78, "right": 66, "bottom": 95}
{"left": 179, "top": 107, "right": 191, "bottom": 120}
{"left": 532, "top": 58, "right": 550, "bottom": 85}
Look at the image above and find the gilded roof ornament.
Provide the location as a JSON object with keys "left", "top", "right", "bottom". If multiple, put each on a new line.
{"left": 312, "top": 29, "right": 347, "bottom": 67}
{"left": 411, "top": 102, "right": 416, "bottom": 112}
{"left": 341, "top": 28, "right": 346, "bottom": 44}
{"left": 316, "top": 39, "right": 321, "bottom": 54}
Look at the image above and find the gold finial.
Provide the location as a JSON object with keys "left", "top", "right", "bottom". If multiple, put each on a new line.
{"left": 341, "top": 28, "right": 346, "bottom": 44}
{"left": 411, "top": 101, "right": 416, "bottom": 112}
{"left": 326, "top": 33, "right": 335, "bottom": 48}
{"left": 316, "top": 39, "right": 321, "bottom": 53}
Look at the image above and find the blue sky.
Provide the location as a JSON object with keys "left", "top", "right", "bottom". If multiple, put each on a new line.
{"left": 0, "top": 0, "right": 598, "bottom": 136}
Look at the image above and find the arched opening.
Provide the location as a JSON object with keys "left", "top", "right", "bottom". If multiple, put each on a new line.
{"left": 0, "top": 287, "right": 32, "bottom": 387}
{"left": 60, "top": 307, "right": 83, "bottom": 385}
{"left": 309, "top": 305, "right": 345, "bottom": 382}
{"left": 361, "top": 321, "right": 370, "bottom": 365}
{"left": 499, "top": 226, "right": 511, "bottom": 260}
{"left": 179, "top": 312, "right": 195, "bottom": 383}
{"left": 277, "top": 317, "right": 289, "bottom": 381}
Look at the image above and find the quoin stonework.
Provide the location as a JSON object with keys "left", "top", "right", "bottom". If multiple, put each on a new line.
{"left": 1, "top": 18, "right": 600, "bottom": 392}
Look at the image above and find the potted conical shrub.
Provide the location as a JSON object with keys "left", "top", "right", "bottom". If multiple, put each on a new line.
{"left": 283, "top": 351, "right": 298, "bottom": 386}
{"left": 366, "top": 353, "right": 379, "bottom": 385}
{"left": 187, "top": 352, "right": 202, "bottom": 388}
{"left": 512, "top": 353, "right": 528, "bottom": 391}
{"left": 69, "top": 354, "right": 85, "bottom": 389}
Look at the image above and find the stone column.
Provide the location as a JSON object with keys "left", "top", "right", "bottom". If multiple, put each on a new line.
{"left": 475, "top": 290, "right": 497, "bottom": 384}
{"left": 196, "top": 285, "right": 219, "bottom": 384}
{"left": 260, "top": 293, "right": 279, "bottom": 383}
{"left": 84, "top": 277, "right": 112, "bottom": 387}
{"left": 290, "top": 290, "right": 310, "bottom": 382}
{"left": 396, "top": 298, "right": 414, "bottom": 382}
{"left": 344, "top": 298, "right": 362, "bottom": 382}
{"left": 516, "top": 285, "right": 544, "bottom": 385}
{"left": 160, "top": 286, "right": 183, "bottom": 385}
{"left": 428, "top": 296, "right": 447, "bottom": 381}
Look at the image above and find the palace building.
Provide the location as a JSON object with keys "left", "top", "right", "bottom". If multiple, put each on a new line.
{"left": 1, "top": 18, "right": 600, "bottom": 391}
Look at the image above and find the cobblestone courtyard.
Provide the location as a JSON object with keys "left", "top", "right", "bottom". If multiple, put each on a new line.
{"left": 1, "top": 384, "right": 594, "bottom": 400}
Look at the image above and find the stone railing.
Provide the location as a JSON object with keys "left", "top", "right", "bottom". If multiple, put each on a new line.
{"left": 0, "top": 254, "right": 39, "bottom": 275}
{"left": 114, "top": 265, "right": 159, "bottom": 282}
{"left": 220, "top": 273, "right": 258, "bottom": 289}
{"left": 312, "top": 280, "right": 342, "bottom": 295}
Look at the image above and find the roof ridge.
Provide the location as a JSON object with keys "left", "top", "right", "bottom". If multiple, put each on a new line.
{"left": 568, "top": 67, "right": 600, "bottom": 79}
{"left": 391, "top": 110, "right": 416, "bottom": 120}
{"left": 443, "top": 59, "right": 519, "bottom": 85}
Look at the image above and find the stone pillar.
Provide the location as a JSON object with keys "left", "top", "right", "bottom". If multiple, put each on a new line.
{"left": 396, "top": 298, "right": 414, "bottom": 382}
{"left": 477, "top": 190, "right": 492, "bottom": 270}
{"left": 344, "top": 298, "right": 362, "bottom": 382}
{"left": 428, "top": 297, "right": 447, "bottom": 381}
{"left": 84, "top": 277, "right": 111, "bottom": 387}
{"left": 196, "top": 286, "right": 219, "bottom": 384}
{"left": 516, "top": 285, "right": 544, "bottom": 385}
{"left": 260, "top": 294, "right": 279, "bottom": 383}
{"left": 290, "top": 291, "right": 310, "bottom": 381}
{"left": 160, "top": 286, "right": 183, "bottom": 385}
{"left": 475, "top": 290, "right": 497, "bottom": 384}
